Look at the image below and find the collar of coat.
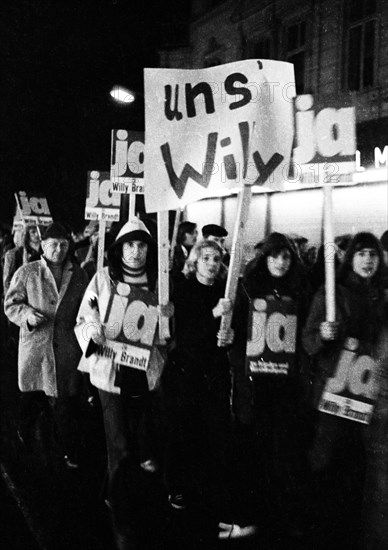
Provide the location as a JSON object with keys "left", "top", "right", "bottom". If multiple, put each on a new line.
{"left": 40, "top": 256, "right": 74, "bottom": 303}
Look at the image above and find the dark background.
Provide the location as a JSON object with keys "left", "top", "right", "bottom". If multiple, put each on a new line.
{"left": 1, "top": 0, "right": 190, "bottom": 230}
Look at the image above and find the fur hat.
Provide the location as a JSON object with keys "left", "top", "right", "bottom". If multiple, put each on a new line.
{"left": 349, "top": 232, "right": 381, "bottom": 254}
{"left": 261, "top": 232, "right": 295, "bottom": 258}
{"left": 41, "top": 222, "right": 70, "bottom": 241}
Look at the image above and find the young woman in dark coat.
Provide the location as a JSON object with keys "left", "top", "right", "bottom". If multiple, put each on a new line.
{"left": 302, "top": 231, "right": 387, "bottom": 548}
{"left": 164, "top": 239, "right": 237, "bottom": 537}
{"left": 229, "top": 232, "right": 313, "bottom": 538}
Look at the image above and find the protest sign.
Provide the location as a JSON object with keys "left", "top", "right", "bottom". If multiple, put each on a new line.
{"left": 110, "top": 130, "right": 144, "bottom": 217}
{"left": 85, "top": 171, "right": 120, "bottom": 222}
{"left": 15, "top": 191, "right": 53, "bottom": 226}
{"left": 144, "top": 59, "right": 295, "bottom": 213}
{"left": 293, "top": 95, "right": 356, "bottom": 183}
{"left": 245, "top": 295, "right": 297, "bottom": 376}
{"left": 110, "top": 130, "right": 144, "bottom": 194}
{"left": 293, "top": 96, "right": 356, "bottom": 323}
{"left": 318, "top": 338, "right": 377, "bottom": 424}
{"left": 100, "top": 284, "right": 159, "bottom": 372}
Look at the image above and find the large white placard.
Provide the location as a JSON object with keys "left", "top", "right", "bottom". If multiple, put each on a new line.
{"left": 144, "top": 59, "right": 295, "bottom": 212}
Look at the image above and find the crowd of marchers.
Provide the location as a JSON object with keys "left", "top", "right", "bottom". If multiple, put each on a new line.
{"left": 0, "top": 217, "right": 388, "bottom": 550}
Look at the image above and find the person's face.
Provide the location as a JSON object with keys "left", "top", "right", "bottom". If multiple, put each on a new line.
{"left": 122, "top": 240, "right": 148, "bottom": 269}
{"left": 28, "top": 227, "right": 40, "bottom": 245}
{"left": 196, "top": 246, "right": 222, "bottom": 284}
{"left": 267, "top": 248, "right": 292, "bottom": 278}
{"left": 42, "top": 238, "right": 69, "bottom": 264}
{"left": 352, "top": 248, "right": 379, "bottom": 279}
{"left": 183, "top": 229, "right": 197, "bottom": 247}
{"left": 207, "top": 234, "right": 226, "bottom": 248}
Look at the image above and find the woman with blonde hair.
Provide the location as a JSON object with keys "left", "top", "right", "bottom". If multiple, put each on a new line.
{"left": 3, "top": 223, "right": 42, "bottom": 295}
{"left": 164, "top": 239, "right": 235, "bottom": 537}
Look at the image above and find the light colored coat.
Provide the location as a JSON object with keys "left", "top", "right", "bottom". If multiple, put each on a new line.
{"left": 4, "top": 257, "right": 88, "bottom": 397}
{"left": 75, "top": 268, "right": 165, "bottom": 394}
{"left": 75, "top": 268, "right": 120, "bottom": 394}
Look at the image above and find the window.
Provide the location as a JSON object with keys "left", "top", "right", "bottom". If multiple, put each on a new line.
{"left": 344, "top": 0, "right": 378, "bottom": 91}
{"left": 285, "top": 21, "right": 307, "bottom": 94}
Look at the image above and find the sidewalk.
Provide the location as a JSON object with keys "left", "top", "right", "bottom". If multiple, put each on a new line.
{"left": 0, "top": 338, "right": 260, "bottom": 550}
{"left": 0, "top": 346, "right": 113, "bottom": 549}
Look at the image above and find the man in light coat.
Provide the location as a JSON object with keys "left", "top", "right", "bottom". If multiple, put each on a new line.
{"left": 4, "top": 222, "right": 88, "bottom": 468}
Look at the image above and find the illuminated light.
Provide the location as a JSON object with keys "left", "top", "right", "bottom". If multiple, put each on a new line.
{"left": 352, "top": 168, "right": 387, "bottom": 183}
{"left": 110, "top": 86, "right": 135, "bottom": 104}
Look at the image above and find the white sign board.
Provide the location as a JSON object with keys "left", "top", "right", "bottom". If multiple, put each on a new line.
{"left": 144, "top": 59, "right": 296, "bottom": 212}
{"left": 293, "top": 95, "right": 356, "bottom": 185}
{"left": 85, "top": 171, "right": 120, "bottom": 221}
{"left": 110, "top": 130, "right": 144, "bottom": 194}
{"left": 15, "top": 191, "right": 53, "bottom": 226}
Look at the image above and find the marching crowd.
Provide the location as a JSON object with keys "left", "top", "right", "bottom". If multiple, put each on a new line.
{"left": 0, "top": 217, "right": 388, "bottom": 550}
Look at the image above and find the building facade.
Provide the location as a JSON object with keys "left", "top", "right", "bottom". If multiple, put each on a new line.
{"left": 159, "top": 0, "right": 388, "bottom": 164}
{"left": 157, "top": 0, "right": 388, "bottom": 252}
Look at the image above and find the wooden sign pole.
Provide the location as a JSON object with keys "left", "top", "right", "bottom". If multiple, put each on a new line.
{"left": 129, "top": 194, "right": 136, "bottom": 218}
{"left": 157, "top": 210, "right": 171, "bottom": 342}
{"left": 97, "top": 219, "right": 106, "bottom": 272}
{"left": 218, "top": 183, "right": 252, "bottom": 346}
{"left": 323, "top": 182, "right": 336, "bottom": 322}
{"left": 169, "top": 208, "right": 181, "bottom": 261}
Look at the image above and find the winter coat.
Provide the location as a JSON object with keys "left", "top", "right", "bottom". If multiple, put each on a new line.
{"left": 75, "top": 267, "right": 164, "bottom": 395}
{"left": 170, "top": 275, "right": 229, "bottom": 382}
{"left": 4, "top": 257, "right": 88, "bottom": 397}
{"left": 230, "top": 272, "right": 312, "bottom": 423}
{"left": 302, "top": 273, "right": 387, "bottom": 406}
{"left": 3, "top": 246, "right": 41, "bottom": 295}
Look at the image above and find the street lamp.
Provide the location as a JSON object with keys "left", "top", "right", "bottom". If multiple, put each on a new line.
{"left": 110, "top": 85, "right": 135, "bottom": 104}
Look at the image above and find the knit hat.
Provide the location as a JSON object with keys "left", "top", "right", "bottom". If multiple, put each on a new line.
{"left": 41, "top": 222, "right": 70, "bottom": 241}
{"left": 261, "top": 232, "right": 295, "bottom": 258}
{"left": 380, "top": 230, "right": 388, "bottom": 251}
{"left": 349, "top": 232, "right": 381, "bottom": 254}
{"left": 202, "top": 224, "right": 228, "bottom": 238}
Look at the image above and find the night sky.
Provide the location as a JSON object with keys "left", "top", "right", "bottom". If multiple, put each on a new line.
{"left": 1, "top": 0, "right": 189, "bottom": 230}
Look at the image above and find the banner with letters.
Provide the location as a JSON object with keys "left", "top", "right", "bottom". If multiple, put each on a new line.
{"left": 85, "top": 171, "right": 121, "bottom": 221}
{"left": 144, "top": 59, "right": 295, "bottom": 212}
{"left": 293, "top": 95, "right": 356, "bottom": 186}
{"left": 318, "top": 338, "right": 378, "bottom": 424}
{"left": 15, "top": 191, "right": 53, "bottom": 226}
{"left": 245, "top": 295, "right": 297, "bottom": 376}
{"left": 110, "top": 130, "right": 144, "bottom": 194}
{"left": 99, "top": 283, "right": 159, "bottom": 372}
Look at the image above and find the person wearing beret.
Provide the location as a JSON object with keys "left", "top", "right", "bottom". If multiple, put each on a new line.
{"left": 4, "top": 222, "right": 89, "bottom": 469}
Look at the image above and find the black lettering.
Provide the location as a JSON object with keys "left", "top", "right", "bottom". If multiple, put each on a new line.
{"left": 223, "top": 154, "right": 237, "bottom": 179}
{"left": 252, "top": 151, "right": 284, "bottom": 185}
{"left": 185, "top": 82, "right": 215, "bottom": 118}
{"left": 161, "top": 132, "right": 218, "bottom": 198}
{"left": 225, "top": 73, "right": 252, "bottom": 110}
{"left": 164, "top": 85, "right": 183, "bottom": 121}
{"left": 239, "top": 121, "right": 250, "bottom": 177}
